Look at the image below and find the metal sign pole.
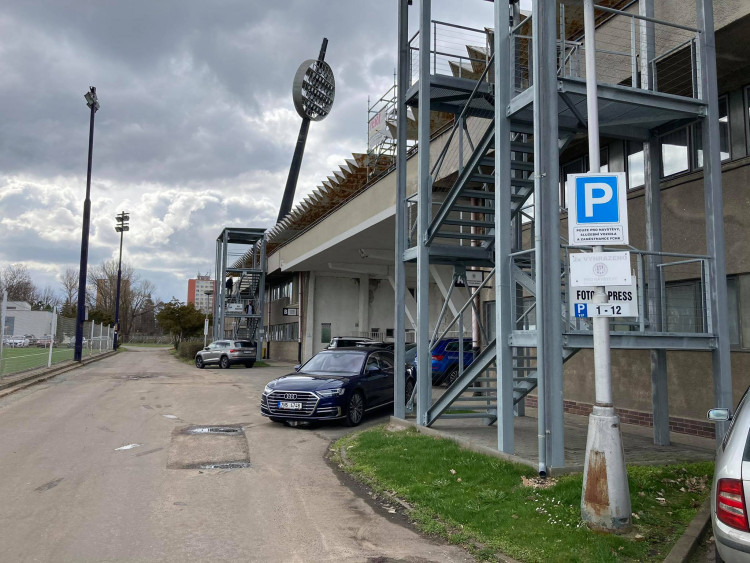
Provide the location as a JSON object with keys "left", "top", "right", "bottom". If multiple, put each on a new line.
{"left": 0, "top": 291, "right": 6, "bottom": 375}
{"left": 580, "top": 0, "right": 631, "bottom": 532}
{"left": 48, "top": 311, "right": 57, "bottom": 367}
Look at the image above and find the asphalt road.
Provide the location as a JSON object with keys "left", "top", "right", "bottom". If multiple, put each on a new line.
{"left": 0, "top": 347, "right": 472, "bottom": 562}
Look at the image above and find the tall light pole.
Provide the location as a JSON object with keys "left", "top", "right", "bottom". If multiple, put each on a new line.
{"left": 203, "top": 290, "right": 213, "bottom": 347}
{"left": 113, "top": 211, "right": 129, "bottom": 350}
{"left": 74, "top": 86, "right": 100, "bottom": 362}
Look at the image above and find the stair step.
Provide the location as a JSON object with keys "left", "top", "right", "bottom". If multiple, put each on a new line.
{"left": 451, "top": 204, "right": 496, "bottom": 214}
{"left": 442, "top": 218, "right": 495, "bottom": 229}
{"left": 434, "top": 231, "right": 494, "bottom": 241}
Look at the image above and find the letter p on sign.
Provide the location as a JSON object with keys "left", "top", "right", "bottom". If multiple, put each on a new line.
{"left": 575, "top": 175, "right": 619, "bottom": 224}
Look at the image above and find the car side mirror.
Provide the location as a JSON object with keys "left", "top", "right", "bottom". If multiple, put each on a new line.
{"left": 367, "top": 364, "right": 379, "bottom": 373}
{"left": 294, "top": 364, "right": 301, "bottom": 372}
{"left": 204, "top": 347, "right": 210, "bottom": 351}
{"left": 707, "top": 408, "right": 731, "bottom": 422}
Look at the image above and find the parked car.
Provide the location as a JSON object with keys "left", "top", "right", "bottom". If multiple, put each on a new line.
{"left": 66, "top": 337, "right": 88, "bottom": 349}
{"left": 7, "top": 335, "right": 30, "bottom": 348}
{"left": 326, "top": 336, "right": 375, "bottom": 349}
{"left": 708, "top": 388, "right": 750, "bottom": 562}
{"left": 195, "top": 340, "right": 257, "bottom": 369}
{"left": 431, "top": 338, "right": 475, "bottom": 386}
{"left": 35, "top": 335, "right": 54, "bottom": 348}
{"left": 261, "top": 347, "right": 415, "bottom": 426}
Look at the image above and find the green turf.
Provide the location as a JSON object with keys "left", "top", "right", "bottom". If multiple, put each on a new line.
{"left": 333, "top": 425, "right": 713, "bottom": 562}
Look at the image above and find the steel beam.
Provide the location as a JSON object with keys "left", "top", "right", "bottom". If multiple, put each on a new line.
{"left": 533, "top": 0, "right": 564, "bottom": 473}
{"left": 393, "top": 0, "right": 409, "bottom": 419}
{"left": 416, "top": 0, "right": 432, "bottom": 426}
{"left": 495, "top": 0, "right": 514, "bottom": 454}
{"left": 696, "top": 0, "right": 733, "bottom": 443}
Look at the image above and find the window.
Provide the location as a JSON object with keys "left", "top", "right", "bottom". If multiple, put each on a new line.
{"left": 484, "top": 301, "right": 496, "bottom": 341}
{"left": 661, "top": 127, "right": 690, "bottom": 177}
{"left": 626, "top": 141, "right": 645, "bottom": 190}
{"left": 694, "top": 95, "right": 730, "bottom": 166}
{"left": 727, "top": 276, "right": 741, "bottom": 349}
{"left": 267, "top": 322, "right": 298, "bottom": 342}
{"left": 664, "top": 280, "right": 704, "bottom": 333}
{"left": 271, "top": 280, "right": 294, "bottom": 301}
{"left": 321, "top": 322, "right": 331, "bottom": 344}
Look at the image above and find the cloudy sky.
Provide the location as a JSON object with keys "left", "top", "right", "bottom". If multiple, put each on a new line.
{"left": 0, "top": 0, "right": 506, "bottom": 304}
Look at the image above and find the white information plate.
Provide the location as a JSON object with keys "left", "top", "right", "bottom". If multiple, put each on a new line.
{"left": 570, "top": 275, "right": 638, "bottom": 318}
{"left": 569, "top": 251, "right": 631, "bottom": 287}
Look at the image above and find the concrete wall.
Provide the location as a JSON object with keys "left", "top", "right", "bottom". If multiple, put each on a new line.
{"left": 5, "top": 311, "right": 54, "bottom": 338}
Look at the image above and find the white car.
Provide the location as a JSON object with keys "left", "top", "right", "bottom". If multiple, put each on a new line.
{"left": 7, "top": 335, "right": 29, "bottom": 348}
{"left": 708, "top": 388, "right": 750, "bottom": 562}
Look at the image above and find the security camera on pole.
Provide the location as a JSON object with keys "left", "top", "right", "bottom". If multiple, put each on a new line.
{"left": 568, "top": 0, "right": 632, "bottom": 532}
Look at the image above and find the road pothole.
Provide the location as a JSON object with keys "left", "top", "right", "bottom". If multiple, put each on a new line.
{"left": 167, "top": 424, "right": 250, "bottom": 470}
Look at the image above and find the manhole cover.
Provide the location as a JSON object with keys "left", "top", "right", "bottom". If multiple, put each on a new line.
{"left": 200, "top": 462, "right": 251, "bottom": 470}
{"left": 187, "top": 426, "right": 241, "bottom": 435}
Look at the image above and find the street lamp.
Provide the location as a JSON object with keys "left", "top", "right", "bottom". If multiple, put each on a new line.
{"left": 74, "top": 86, "right": 100, "bottom": 362}
{"left": 113, "top": 211, "right": 130, "bottom": 350}
{"left": 203, "top": 290, "right": 213, "bottom": 347}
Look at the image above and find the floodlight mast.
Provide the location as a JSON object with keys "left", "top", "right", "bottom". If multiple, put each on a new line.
{"left": 276, "top": 38, "right": 335, "bottom": 223}
{"left": 113, "top": 211, "right": 129, "bottom": 351}
{"left": 74, "top": 86, "right": 99, "bottom": 362}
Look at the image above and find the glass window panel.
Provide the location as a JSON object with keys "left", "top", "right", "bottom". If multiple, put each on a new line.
{"left": 661, "top": 128, "right": 689, "bottom": 177}
{"left": 484, "top": 301, "right": 496, "bottom": 341}
{"left": 727, "top": 277, "right": 741, "bottom": 348}
{"left": 665, "top": 281, "right": 703, "bottom": 333}
{"left": 627, "top": 141, "right": 644, "bottom": 189}
{"left": 695, "top": 96, "right": 730, "bottom": 167}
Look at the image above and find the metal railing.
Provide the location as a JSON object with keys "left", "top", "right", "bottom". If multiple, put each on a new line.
{"left": 509, "top": 246, "right": 713, "bottom": 338}
{"left": 511, "top": 3, "right": 701, "bottom": 99}
{"left": 408, "top": 20, "right": 491, "bottom": 86}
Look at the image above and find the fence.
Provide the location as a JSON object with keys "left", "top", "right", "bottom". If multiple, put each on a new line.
{"left": 0, "top": 297, "right": 113, "bottom": 378}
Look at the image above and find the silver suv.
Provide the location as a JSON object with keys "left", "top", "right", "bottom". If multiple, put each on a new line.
{"left": 195, "top": 340, "right": 257, "bottom": 369}
{"left": 326, "top": 336, "right": 375, "bottom": 349}
{"left": 708, "top": 388, "right": 750, "bottom": 562}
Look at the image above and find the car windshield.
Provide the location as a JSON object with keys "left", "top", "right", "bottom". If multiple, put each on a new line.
{"left": 300, "top": 351, "right": 365, "bottom": 375}
{"left": 233, "top": 341, "right": 254, "bottom": 348}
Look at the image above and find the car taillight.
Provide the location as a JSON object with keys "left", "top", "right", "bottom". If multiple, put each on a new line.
{"left": 432, "top": 355, "right": 444, "bottom": 361}
{"left": 229, "top": 349, "right": 237, "bottom": 353}
{"left": 717, "top": 478, "right": 749, "bottom": 531}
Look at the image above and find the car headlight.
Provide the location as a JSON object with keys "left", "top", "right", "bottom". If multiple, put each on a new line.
{"left": 263, "top": 384, "right": 274, "bottom": 394}
{"left": 317, "top": 388, "right": 345, "bottom": 397}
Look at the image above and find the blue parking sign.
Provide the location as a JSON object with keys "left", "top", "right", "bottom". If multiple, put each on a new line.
{"left": 575, "top": 176, "right": 618, "bottom": 224}
{"left": 574, "top": 303, "right": 588, "bottom": 317}
{"left": 566, "top": 172, "right": 628, "bottom": 246}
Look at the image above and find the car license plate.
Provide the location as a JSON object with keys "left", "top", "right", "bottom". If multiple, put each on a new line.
{"left": 279, "top": 401, "right": 302, "bottom": 410}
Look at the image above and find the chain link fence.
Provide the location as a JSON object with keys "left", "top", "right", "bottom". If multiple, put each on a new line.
{"left": 0, "top": 298, "right": 113, "bottom": 378}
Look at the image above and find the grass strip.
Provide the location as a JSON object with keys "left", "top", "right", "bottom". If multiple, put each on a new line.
{"left": 332, "top": 425, "right": 713, "bottom": 562}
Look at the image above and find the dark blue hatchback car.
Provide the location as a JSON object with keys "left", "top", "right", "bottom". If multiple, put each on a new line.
{"left": 261, "top": 348, "right": 414, "bottom": 426}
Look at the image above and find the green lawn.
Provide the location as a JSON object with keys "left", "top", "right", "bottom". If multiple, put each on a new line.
{"left": 333, "top": 425, "right": 712, "bottom": 563}
{"left": 0, "top": 346, "right": 74, "bottom": 376}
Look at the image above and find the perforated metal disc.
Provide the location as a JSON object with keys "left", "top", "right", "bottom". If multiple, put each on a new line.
{"left": 292, "top": 59, "right": 335, "bottom": 121}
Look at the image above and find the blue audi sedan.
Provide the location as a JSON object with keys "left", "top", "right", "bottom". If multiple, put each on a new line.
{"left": 261, "top": 347, "right": 413, "bottom": 426}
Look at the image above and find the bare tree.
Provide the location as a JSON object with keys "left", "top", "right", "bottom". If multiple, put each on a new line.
{"left": 33, "top": 285, "right": 61, "bottom": 311}
{"left": 86, "top": 260, "right": 159, "bottom": 336}
{"left": 58, "top": 268, "right": 79, "bottom": 316}
{"left": 0, "top": 264, "right": 37, "bottom": 303}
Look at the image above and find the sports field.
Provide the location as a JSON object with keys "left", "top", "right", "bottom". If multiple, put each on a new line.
{"left": 0, "top": 346, "right": 76, "bottom": 377}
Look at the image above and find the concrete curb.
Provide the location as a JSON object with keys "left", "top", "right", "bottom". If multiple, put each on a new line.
{"left": 664, "top": 497, "right": 712, "bottom": 562}
{"left": 0, "top": 351, "right": 117, "bottom": 398}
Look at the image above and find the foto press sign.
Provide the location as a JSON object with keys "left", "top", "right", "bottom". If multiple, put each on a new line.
{"left": 567, "top": 172, "right": 628, "bottom": 246}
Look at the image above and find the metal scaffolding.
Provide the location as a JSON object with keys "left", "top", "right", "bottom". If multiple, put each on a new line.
{"left": 395, "top": 0, "right": 732, "bottom": 472}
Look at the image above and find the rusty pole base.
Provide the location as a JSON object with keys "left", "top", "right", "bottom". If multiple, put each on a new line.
{"left": 581, "top": 405, "right": 632, "bottom": 532}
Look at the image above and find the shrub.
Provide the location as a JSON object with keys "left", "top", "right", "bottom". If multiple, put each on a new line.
{"left": 178, "top": 341, "right": 204, "bottom": 360}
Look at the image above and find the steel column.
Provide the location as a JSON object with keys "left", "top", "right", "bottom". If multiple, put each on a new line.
{"left": 393, "top": 0, "right": 409, "bottom": 419}
{"left": 532, "top": 0, "right": 563, "bottom": 472}
{"left": 495, "top": 0, "right": 514, "bottom": 454}
{"left": 416, "top": 0, "right": 432, "bottom": 426}
{"left": 696, "top": 0, "right": 733, "bottom": 442}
